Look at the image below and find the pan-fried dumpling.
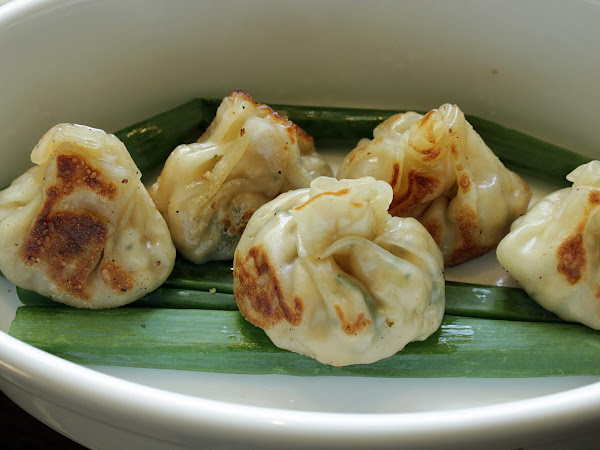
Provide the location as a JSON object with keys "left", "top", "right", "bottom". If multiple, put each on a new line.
{"left": 0, "top": 124, "right": 176, "bottom": 308}
{"left": 150, "top": 90, "right": 333, "bottom": 264}
{"left": 233, "top": 176, "right": 445, "bottom": 366}
{"left": 337, "top": 104, "right": 531, "bottom": 266}
{"left": 497, "top": 161, "right": 600, "bottom": 329}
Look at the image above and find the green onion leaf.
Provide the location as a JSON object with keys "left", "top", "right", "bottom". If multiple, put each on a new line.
{"left": 16, "top": 286, "right": 237, "bottom": 311}
{"left": 163, "top": 257, "right": 234, "bottom": 293}
{"left": 444, "top": 282, "right": 564, "bottom": 323}
{"left": 112, "top": 98, "right": 588, "bottom": 186}
{"left": 269, "top": 103, "right": 590, "bottom": 186}
{"left": 16, "top": 269, "right": 564, "bottom": 324}
{"left": 9, "top": 307, "right": 599, "bottom": 377}
{"left": 114, "top": 99, "right": 219, "bottom": 177}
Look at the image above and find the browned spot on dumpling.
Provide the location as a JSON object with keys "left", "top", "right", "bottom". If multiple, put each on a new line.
{"left": 422, "top": 217, "right": 443, "bottom": 246}
{"left": 284, "top": 125, "right": 297, "bottom": 146}
{"left": 456, "top": 163, "right": 464, "bottom": 171}
{"left": 458, "top": 174, "right": 471, "bottom": 193}
{"left": 100, "top": 261, "right": 134, "bottom": 294}
{"left": 407, "top": 112, "right": 444, "bottom": 162}
{"left": 450, "top": 142, "right": 459, "bottom": 159}
{"left": 293, "top": 123, "right": 314, "bottom": 147}
{"left": 234, "top": 246, "right": 303, "bottom": 328}
{"left": 389, "top": 170, "right": 440, "bottom": 215}
{"left": 334, "top": 304, "right": 371, "bottom": 335}
{"left": 389, "top": 162, "right": 400, "bottom": 189}
{"left": 589, "top": 190, "right": 600, "bottom": 205}
{"left": 21, "top": 210, "right": 107, "bottom": 299}
{"left": 56, "top": 154, "right": 117, "bottom": 199}
{"left": 418, "top": 147, "right": 442, "bottom": 162}
{"left": 231, "top": 89, "right": 253, "bottom": 102}
{"left": 351, "top": 202, "right": 363, "bottom": 208}
{"left": 557, "top": 225, "right": 586, "bottom": 285}
{"left": 294, "top": 189, "right": 350, "bottom": 211}
{"left": 17, "top": 153, "right": 120, "bottom": 300}
{"left": 447, "top": 206, "right": 495, "bottom": 266}
{"left": 420, "top": 110, "right": 437, "bottom": 144}
{"left": 222, "top": 208, "right": 255, "bottom": 236}
{"left": 409, "top": 141, "right": 442, "bottom": 162}
{"left": 454, "top": 206, "right": 478, "bottom": 247}
{"left": 596, "top": 285, "right": 600, "bottom": 299}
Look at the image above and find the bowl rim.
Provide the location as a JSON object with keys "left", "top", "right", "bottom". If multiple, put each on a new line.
{"left": 2, "top": 330, "right": 600, "bottom": 446}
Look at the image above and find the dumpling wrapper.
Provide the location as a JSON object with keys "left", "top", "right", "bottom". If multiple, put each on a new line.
{"left": 0, "top": 124, "right": 176, "bottom": 308}
{"left": 497, "top": 161, "right": 600, "bottom": 330}
{"left": 337, "top": 104, "right": 531, "bottom": 266}
{"left": 150, "top": 90, "right": 333, "bottom": 264}
{"left": 233, "top": 176, "right": 445, "bottom": 366}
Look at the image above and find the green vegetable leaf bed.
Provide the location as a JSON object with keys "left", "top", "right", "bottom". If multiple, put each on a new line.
{"left": 5, "top": 99, "right": 599, "bottom": 377}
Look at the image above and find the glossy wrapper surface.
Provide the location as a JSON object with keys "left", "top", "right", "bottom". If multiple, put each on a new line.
{"left": 497, "top": 161, "right": 600, "bottom": 329}
{"left": 338, "top": 104, "right": 532, "bottom": 266}
{"left": 233, "top": 176, "right": 445, "bottom": 366}
{"left": 150, "top": 91, "right": 332, "bottom": 264}
{"left": 0, "top": 124, "right": 175, "bottom": 308}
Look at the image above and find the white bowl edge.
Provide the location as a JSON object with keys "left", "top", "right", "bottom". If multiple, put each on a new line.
{"left": 1, "top": 330, "right": 600, "bottom": 449}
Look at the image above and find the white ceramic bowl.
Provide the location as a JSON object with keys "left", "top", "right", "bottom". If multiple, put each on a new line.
{"left": 1, "top": 0, "right": 599, "bottom": 448}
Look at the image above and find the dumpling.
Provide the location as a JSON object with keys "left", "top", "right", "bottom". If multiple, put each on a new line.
{"left": 0, "top": 124, "right": 176, "bottom": 308}
{"left": 150, "top": 90, "right": 333, "bottom": 264}
{"left": 233, "top": 176, "right": 445, "bottom": 366}
{"left": 497, "top": 161, "right": 600, "bottom": 330}
{"left": 337, "top": 104, "right": 532, "bottom": 266}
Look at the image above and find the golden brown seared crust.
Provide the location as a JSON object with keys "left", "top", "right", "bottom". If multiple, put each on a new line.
{"left": 231, "top": 89, "right": 254, "bottom": 102}
{"left": 54, "top": 154, "right": 117, "bottom": 199}
{"left": 556, "top": 189, "right": 600, "bottom": 284}
{"left": 557, "top": 224, "right": 586, "bottom": 285}
{"left": 421, "top": 110, "right": 438, "bottom": 144}
{"left": 554, "top": 192, "right": 600, "bottom": 285}
{"left": 222, "top": 209, "right": 255, "bottom": 237}
{"left": 589, "top": 190, "right": 600, "bottom": 205}
{"left": 389, "top": 170, "right": 440, "bottom": 215}
{"left": 234, "top": 245, "right": 303, "bottom": 328}
{"left": 446, "top": 205, "right": 495, "bottom": 267}
{"left": 389, "top": 162, "right": 400, "bottom": 189}
{"left": 408, "top": 110, "right": 442, "bottom": 161}
{"left": 458, "top": 174, "right": 471, "bottom": 193}
{"left": 423, "top": 217, "right": 443, "bottom": 246}
{"left": 21, "top": 210, "right": 107, "bottom": 299}
{"left": 334, "top": 304, "right": 371, "bottom": 335}
{"left": 19, "top": 154, "right": 124, "bottom": 300}
{"left": 100, "top": 261, "right": 134, "bottom": 294}
{"left": 450, "top": 141, "right": 459, "bottom": 159}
